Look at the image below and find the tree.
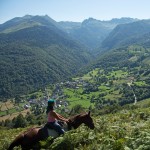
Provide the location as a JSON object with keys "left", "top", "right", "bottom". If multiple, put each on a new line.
{"left": 13, "top": 114, "right": 27, "bottom": 128}
{"left": 15, "top": 96, "right": 21, "bottom": 104}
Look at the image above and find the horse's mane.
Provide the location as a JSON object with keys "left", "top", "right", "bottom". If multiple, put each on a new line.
{"left": 68, "top": 112, "right": 88, "bottom": 129}
{"left": 69, "top": 114, "right": 80, "bottom": 122}
{"left": 69, "top": 112, "right": 87, "bottom": 121}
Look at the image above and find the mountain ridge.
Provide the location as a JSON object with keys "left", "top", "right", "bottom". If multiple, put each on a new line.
{"left": 0, "top": 15, "right": 93, "bottom": 99}
{"left": 0, "top": 15, "right": 140, "bottom": 49}
{"left": 101, "top": 19, "right": 150, "bottom": 50}
{"left": 0, "top": 15, "right": 150, "bottom": 99}
{"left": 59, "top": 17, "right": 138, "bottom": 49}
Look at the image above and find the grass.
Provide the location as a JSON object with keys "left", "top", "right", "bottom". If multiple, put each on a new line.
{"left": 136, "top": 98, "right": 150, "bottom": 107}
{"left": 8, "top": 108, "right": 18, "bottom": 114}
{"left": 63, "top": 88, "right": 94, "bottom": 108}
{"left": 0, "top": 101, "right": 14, "bottom": 111}
{"left": 0, "top": 109, "right": 30, "bottom": 122}
{"left": 81, "top": 68, "right": 101, "bottom": 80}
{"left": 98, "top": 85, "right": 110, "bottom": 91}
{"left": 0, "top": 111, "right": 7, "bottom": 116}
{"left": 110, "top": 70, "right": 128, "bottom": 78}
{"left": 1, "top": 104, "right": 150, "bottom": 150}
{"left": 2, "top": 22, "right": 41, "bottom": 34}
{"left": 143, "top": 56, "right": 150, "bottom": 65}
{"left": 64, "top": 68, "right": 136, "bottom": 108}
{"left": 134, "top": 81, "right": 147, "bottom": 86}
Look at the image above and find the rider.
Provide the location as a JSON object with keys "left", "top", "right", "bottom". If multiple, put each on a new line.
{"left": 46, "top": 99, "right": 68, "bottom": 135}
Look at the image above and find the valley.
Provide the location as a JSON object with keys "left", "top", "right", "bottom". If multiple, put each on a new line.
{"left": 0, "top": 15, "right": 150, "bottom": 150}
{"left": 1, "top": 45, "right": 150, "bottom": 122}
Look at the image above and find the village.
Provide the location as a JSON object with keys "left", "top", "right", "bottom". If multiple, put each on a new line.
{"left": 1, "top": 68, "right": 139, "bottom": 122}
{"left": 24, "top": 78, "right": 91, "bottom": 112}
{"left": 1, "top": 75, "right": 98, "bottom": 122}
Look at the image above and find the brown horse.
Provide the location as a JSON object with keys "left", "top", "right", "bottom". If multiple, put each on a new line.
{"left": 8, "top": 111, "right": 94, "bottom": 150}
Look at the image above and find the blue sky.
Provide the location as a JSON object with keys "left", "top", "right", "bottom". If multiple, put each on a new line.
{"left": 0, "top": 0, "right": 150, "bottom": 24}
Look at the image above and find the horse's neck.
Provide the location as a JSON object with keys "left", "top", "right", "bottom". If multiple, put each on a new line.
{"left": 70, "top": 115, "right": 84, "bottom": 129}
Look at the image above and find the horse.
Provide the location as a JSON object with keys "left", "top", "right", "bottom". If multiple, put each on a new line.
{"left": 8, "top": 111, "right": 94, "bottom": 150}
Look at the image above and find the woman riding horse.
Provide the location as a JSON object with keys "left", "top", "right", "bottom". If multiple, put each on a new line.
{"left": 46, "top": 99, "right": 69, "bottom": 135}
{"left": 8, "top": 111, "right": 94, "bottom": 150}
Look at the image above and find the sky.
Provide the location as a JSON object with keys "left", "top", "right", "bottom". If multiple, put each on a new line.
{"left": 0, "top": 0, "right": 150, "bottom": 24}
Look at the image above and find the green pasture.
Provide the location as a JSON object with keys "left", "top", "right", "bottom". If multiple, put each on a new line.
{"left": 104, "top": 92, "right": 122, "bottom": 101}
{"left": 136, "top": 98, "right": 150, "bottom": 107}
{"left": 89, "top": 68, "right": 100, "bottom": 76}
{"left": 81, "top": 68, "right": 101, "bottom": 79}
{"left": 63, "top": 77, "right": 125, "bottom": 108}
{"left": 113, "top": 78, "right": 129, "bottom": 85}
{"left": 0, "top": 111, "right": 7, "bottom": 116}
{"left": 129, "top": 56, "right": 138, "bottom": 62}
{"left": 99, "top": 85, "right": 122, "bottom": 101}
{"left": 134, "top": 81, "right": 147, "bottom": 86}
{"left": 63, "top": 88, "right": 93, "bottom": 108}
{"left": 143, "top": 56, "right": 150, "bottom": 65}
{"left": 63, "top": 84, "right": 121, "bottom": 108}
{"left": 109, "top": 70, "right": 128, "bottom": 78}
{"left": 98, "top": 85, "right": 110, "bottom": 91}
{"left": 9, "top": 108, "right": 22, "bottom": 114}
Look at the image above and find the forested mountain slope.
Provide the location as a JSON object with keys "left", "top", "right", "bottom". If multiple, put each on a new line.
{"left": 0, "top": 16, "right": 92, "bottom": 99}
{"left": 101, "top": 19, "right": 150, "bottom": 50}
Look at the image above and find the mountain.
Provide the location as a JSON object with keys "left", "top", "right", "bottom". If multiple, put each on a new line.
{"left": 59, "top": 17, "right": 137, "bottom": 49}
{"left": 0, "top": 15, "right": 149, "bottom": 99}
{"left": 101, "top": 19, "right": 150, "bottom": 50}
{"left": 0, "top": 15, "right": 58, "bottom": 33}
{"left": 2, "top": 16, "right": 137, "bottom": 50}
{"left": 0, "top": 15, "right": 93, "bottom": 99}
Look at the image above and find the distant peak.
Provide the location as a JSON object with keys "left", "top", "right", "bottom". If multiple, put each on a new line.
{"left": 110, "top": 17, "right": 139, "bottom": 23}
{"left": 82, "top": 17, "right": 100, "bottom": 25}
{"left": 83, "top": 17, "right": 98, "bottom": 22}
{"left": 23, "top": 15, "right": 33, "bottom": 19}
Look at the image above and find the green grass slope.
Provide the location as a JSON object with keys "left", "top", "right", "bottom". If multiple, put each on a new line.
{"left": 0, "top": 103, "right": 150, "bottom": 150}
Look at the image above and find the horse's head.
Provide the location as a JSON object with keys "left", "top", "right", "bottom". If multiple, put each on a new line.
{"left": 82, "top": 111, "right": 95, "bottom": 129}
{"left": 69, "top": 111, "right": 95, "bottom": 129}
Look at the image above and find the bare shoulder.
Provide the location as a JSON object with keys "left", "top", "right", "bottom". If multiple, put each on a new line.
{"left": 50, "top": 110, "right": 57, "bottom": 116}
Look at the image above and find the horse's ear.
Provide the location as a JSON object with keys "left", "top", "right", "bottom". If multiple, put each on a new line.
{"left": 88, "top": 111, "right": 91, "bottom": 116}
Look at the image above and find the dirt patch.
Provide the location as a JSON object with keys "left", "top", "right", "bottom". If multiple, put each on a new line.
{"left": 0, "top": 101, "right": 14, "bottom": 111}
{"left": 0, "top": 109, "right": 31, "bottom": 122}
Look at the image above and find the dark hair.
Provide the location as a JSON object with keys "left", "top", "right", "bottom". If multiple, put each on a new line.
{"left": 46, "top": 99, "right": 55, "bottom": 114}
{"left": 46, "top": 105, "right": 54, "bottom": 114}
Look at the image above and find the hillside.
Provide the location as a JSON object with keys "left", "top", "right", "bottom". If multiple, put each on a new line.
{"left": 0, "top": 15, "right": 58, "bottom": 33}
{"left": 76, "top": 44, "right": 150, "bottom": 108}
{"left": 0, "top": 15, "right": 150, "bottom": 101}
{"left": 1, "top": 45, "right": 149, "bottom": 123}
{"left": 0, "top": 102, "right": 150, "bottom": 150}
{"left": 101, "top": 19, "right": 150, "bottom": 50}
{"left": 1, "top": 16, "right": 137, "bottom": 50}
{"left": 0, "top": 16, "right": 150, "bottom": 102}
{"left": 0, "top": 15, "right": 93, "bottom": 99}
